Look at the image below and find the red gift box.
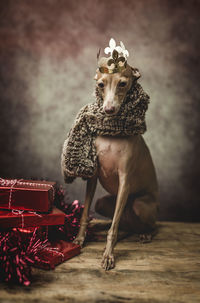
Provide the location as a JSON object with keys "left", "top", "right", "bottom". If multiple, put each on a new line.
{"left": 0, "top": 207, "right": 65, "bottom": 229}
{"left": 34, "top": 240, "right": 81, "bottom": 270}
{"left": 0, "top": 179, "right": 56, "bottom": 212}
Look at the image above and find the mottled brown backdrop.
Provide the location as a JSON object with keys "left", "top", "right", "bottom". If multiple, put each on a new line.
{"left": 0, "top": 0, "right": 199, "bottom": 221}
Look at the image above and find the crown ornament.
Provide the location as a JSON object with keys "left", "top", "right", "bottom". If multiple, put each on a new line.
{"left": 98, "top": 38, "right": 129, "bottom": 74}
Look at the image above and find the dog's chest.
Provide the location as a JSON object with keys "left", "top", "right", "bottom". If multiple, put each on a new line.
{"left": 95, "top": 136, "right": 132, "bottom": 184}
{"left": 96, "top": 137, "right": 120, "bottom": 176}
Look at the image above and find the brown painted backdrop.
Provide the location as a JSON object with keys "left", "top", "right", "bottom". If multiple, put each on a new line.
{"left": 0, "top": 0, "right": 199, "bottom": 221}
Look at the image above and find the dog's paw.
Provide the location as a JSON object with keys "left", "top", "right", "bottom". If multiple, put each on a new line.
{"left": 73, "top": 236, "right": 85, "bottom": 248}
{"left": 139, "top": 233, "right": 152, "bottom": 244}
{"left": 101, "top": 253, "right": 115, "bottom": 270}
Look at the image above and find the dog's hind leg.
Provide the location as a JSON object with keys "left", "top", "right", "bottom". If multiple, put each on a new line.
{"left": 133, "top": 193, "right": 159, "bottom": 242}
{"left": 73, "top": 175, "right": 97, "bottom": 247}
{"left": 95, "top": 195, "right": 116, "bottom": 218}
{"left": 95, "top": 193, "right": 158, "bottom": 235}
{"left": 133, "top": 193, "right": 159, "bottom": 230}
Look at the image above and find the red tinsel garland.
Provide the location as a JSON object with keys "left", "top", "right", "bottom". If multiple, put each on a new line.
{"left": 0, "top": 228, "right": 47, "bottom": 286}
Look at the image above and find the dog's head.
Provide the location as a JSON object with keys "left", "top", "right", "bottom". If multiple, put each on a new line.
{"left": 95, "top": 38, "right": 140, "bottom": 116}
{"left": 94, "top": 63, "right": 140, "bottom": 116}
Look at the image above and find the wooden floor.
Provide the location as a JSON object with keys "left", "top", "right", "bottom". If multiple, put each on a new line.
{"left": 0, "top": 221, "right": 200, "bottom": 303}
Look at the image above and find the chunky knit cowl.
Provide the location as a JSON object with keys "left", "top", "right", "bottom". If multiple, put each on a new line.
{"left": 61, "top": 80, "right": 150, "bottom": 183}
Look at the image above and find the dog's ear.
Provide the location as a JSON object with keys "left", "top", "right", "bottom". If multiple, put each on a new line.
{"left": 94, "top": 69, "right": 98, "bottom": 80}
{"left": 97, "top": 48, "right": 101, "bottom": 61}
{"left": 131, "top": 67, "right": 141, "bottom": 80}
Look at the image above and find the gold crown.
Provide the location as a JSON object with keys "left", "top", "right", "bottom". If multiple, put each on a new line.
{"left": 98, "top": 38, "right": 129, "bottom": 74}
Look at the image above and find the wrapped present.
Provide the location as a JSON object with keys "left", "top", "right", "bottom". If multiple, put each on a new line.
{"left": 0, "top": 178, "right": 56, "bottom": 212}
{"left": 34, "top": 240, "right": 81, "bottom": 270}
{"left": 0, "top": 207, "right": 65, "bottom": 229}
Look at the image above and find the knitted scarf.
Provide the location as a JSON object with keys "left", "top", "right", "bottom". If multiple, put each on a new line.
{"left": 61, "top": 80, "right": 150, "bottom": 183}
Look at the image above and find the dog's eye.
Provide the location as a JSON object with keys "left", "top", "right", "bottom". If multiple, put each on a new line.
{"left": 118, "top": 81, "right": 127, "bottom": 87}
{"left": 98, "top": 82, "right": 104, "bottom": 88}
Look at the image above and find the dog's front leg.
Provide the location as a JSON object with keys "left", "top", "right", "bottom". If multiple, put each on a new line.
{"left": 102, "top": 176, "right": 129, "bottom": 270}
{"left": 73, "top": 175, "right": 97, "bottom": 247}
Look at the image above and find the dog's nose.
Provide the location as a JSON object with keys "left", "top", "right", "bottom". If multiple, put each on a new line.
{"left": 104, "top": 106, "right": 115, "bottom": 114}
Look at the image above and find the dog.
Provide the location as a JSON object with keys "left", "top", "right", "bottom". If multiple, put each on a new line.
{"left": 72, "top": 61, "right": 159, "bottom": 270}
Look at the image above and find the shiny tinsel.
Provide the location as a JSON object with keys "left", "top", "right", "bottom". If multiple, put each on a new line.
{"left": 0, "top": 228, "right": 47, "bottom": 286}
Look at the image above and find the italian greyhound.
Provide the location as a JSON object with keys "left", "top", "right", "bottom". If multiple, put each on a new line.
{"left": 73, "top": 64, "right": 159, "bottom": 270}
